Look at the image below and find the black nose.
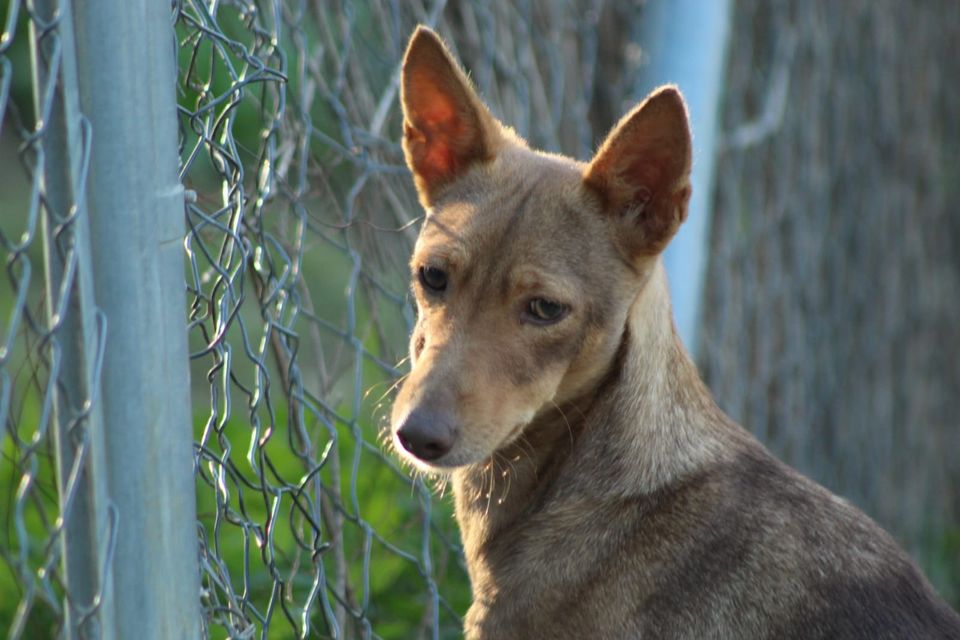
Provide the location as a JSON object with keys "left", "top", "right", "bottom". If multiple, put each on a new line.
{"left": 396, "top": 409, "right": 455, "bottom": 461}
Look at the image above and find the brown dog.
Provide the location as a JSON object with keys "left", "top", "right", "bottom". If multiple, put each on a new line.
{"left": 390, "top": 26, "right": 960, "bottom": 639}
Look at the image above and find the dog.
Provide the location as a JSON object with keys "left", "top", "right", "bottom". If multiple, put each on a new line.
{"left": 389, "top": 26, "right": 960, "bottom": 639}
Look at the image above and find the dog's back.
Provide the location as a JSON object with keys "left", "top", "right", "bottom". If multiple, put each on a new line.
{"left": 390, "top": 27, "right": 960, "bottom": 639}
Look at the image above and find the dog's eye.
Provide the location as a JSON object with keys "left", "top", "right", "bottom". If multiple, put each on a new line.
{"left": 418, "top": 265, "right": 448, "bottom": 293}
{"left": 526, "top": 298, "right": 568, "bottom": 324}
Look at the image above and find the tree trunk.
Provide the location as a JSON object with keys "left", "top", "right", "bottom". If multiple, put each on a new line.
{"left": 701, "top": 0, "right": 960, "bottom": 604}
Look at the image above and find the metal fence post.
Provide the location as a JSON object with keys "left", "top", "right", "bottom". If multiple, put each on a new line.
{"left": 70, "top": 1, "right": 201, "bottom": 637}
{"left": 28, "top": 0, "right": 115, "bottom": 637}
{"left": 636, "top": 0, "right": 733, "bottom": 356}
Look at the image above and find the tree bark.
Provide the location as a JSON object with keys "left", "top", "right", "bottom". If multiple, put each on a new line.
{"left": 701, "top": 0, "right": 960, "bottom": 604}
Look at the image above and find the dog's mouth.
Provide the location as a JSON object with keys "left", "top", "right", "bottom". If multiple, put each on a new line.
{"left": 393, "top": 418, "right": 531, "bottom": 470}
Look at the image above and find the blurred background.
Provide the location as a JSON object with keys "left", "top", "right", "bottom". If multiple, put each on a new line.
{"left": 0, "top": 0, "right": 957, "bottom": 638}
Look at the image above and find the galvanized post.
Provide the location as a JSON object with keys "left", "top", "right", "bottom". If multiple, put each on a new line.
{"left": 29, "top": 0, "right": 115, "bottom": 637}
{"left": 636, "top": 0, "right": 733, "bottom": 357}
{"left": 70, "top": 0, "right": 202, "bottom": 637}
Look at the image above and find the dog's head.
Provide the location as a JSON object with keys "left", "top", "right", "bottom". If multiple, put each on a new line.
{"left": 391, "top": 27, "right": 692, "bottom": 470}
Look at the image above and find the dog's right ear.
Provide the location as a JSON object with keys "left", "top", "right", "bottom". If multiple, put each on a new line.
{"left": 584, "top": 86, "right": 693, "bottom": 258}
{"left": 401, "top": 26, "right": 501, "bottom": 206}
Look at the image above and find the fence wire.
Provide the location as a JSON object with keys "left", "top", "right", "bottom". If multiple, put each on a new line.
{"left": 0, "top": 0, "right": 643, "bottom": 637}
{"left": 0, "top": 1, "right": 111, "bottom": 638}
{"left": 4, "top": 0, "right": 955, "bottom": 638}
{"left": 174, "top": 1, "right": 640, "bottom": 638}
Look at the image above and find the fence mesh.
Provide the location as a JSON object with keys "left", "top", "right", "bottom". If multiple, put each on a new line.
{"left": 0, "top": 1, "right": 111, "bottom": 637}
{"left": 2, "top": 0, "right": 957, "bottom": 638}
{"left": 174, "top": 1, "right": 639, "bottom": 638}
{"left": 0, "top": 0, "right": 641, "bottom": 636}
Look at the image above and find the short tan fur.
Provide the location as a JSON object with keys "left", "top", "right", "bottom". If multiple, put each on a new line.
{"left": 391, "top": 26, "right": 960, "bottom": 640}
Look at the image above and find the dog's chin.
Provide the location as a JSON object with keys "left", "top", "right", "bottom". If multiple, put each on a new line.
{"left": 400, "top": 451, "right": 467, "bottom": 474}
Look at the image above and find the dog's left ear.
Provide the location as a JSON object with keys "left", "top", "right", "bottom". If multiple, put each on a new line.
{"left": 584, "top": 86, "right": 692, "bottom": 257}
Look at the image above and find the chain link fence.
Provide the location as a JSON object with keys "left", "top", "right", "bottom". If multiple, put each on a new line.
{"left": 2, "top": 0, "right": 957, "bottom": 638}
{"left": 0, "top": 0, "right": 113, "bottom": 636}
{"left": 0, "top": 0, "right": 639, "bottom": 638}
{"left": 175, "top": 1, "right": 638, "bottom": 638}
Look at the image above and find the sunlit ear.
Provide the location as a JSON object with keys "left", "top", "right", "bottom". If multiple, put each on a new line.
{"left": 401, "top": 26, "right": 502, "bottom": 205}
{"left": 584, "top": 85, "right": 692, "bottom": 257}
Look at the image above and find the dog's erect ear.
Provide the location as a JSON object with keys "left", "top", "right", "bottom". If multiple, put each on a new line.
{"left": 401, "top": 26, "right": 500, "bottom": 205}
{"left": 584, "top": 86, "right": 692, "bottom": 257}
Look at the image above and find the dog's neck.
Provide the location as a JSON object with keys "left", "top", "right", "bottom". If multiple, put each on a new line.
{"left": 451, "top": 261, "right": 736, "bottom": 589}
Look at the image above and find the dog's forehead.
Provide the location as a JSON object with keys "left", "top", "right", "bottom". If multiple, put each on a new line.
{"left": 415, "top": 150, "right": 605, "bottom": 265}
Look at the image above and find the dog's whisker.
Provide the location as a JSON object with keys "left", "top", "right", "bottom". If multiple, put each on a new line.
{"left": 494, "top": 451, "right": 519, "bottom": 505}
{"left": 362, "top": 379, "right": 389, "bottom": 401}
{"left": 550, "top": 400, "right": 576, "bottom": 449}
{"left": 483, "top": 458, "right": 499, "bottom": 516}
{"left": 370, "top": 373, "right": 410, "bottom": 408}
{"left": 514, "top": 434, "right": 536, "bottom": 465}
